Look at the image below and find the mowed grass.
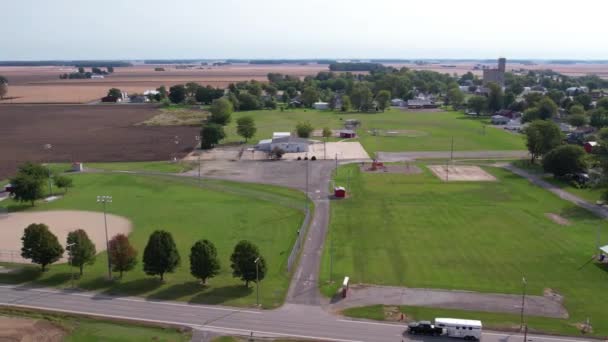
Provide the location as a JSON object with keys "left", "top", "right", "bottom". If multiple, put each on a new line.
{"left": 48, "top": 161, "right": 194, "bottom": 174}
{"left": 224, "top": 109, "right": 524, "bottom": 153}
{"left": 342, "top": 305, "right": 577, "bottom": 336}
{"left": 321, "top": 164, "right": 608, "bottom": 335}
{"left": 0, "top": 173, "right": 305, "bottom": 308}
{"left": 0, "top": 307, "right": 190, "bottom": 342}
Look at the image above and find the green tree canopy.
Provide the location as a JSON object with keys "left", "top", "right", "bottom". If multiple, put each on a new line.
{"left": 524, "top": 120, "right": 563, "bottom": 163}
{"left": 340, "top": 95, "right": 352, "bottom": 112}
{"left": 237, "top": 92, "right": 261, "bottom": 111}
{"left": 189, "top": 239, "right": 220, "bottom": 285}
{"left": 54, "top": 175, "right": 73, "bottom": 193}
{"left": 536, "top": 97, "right": 558, "bottom": 120}
{"left": 66, "top": 229, "right": 96, "bottom": 276}
{"left": 168, "top": 85, "right": 186, "bottom": 104}
{"left": 108, "top": 234, "right": 137, "bottom": 278}
{"left": 10, "top": 173, "right": 44, "bottom": 206}
{"left": 301, "top": 87, "right": 319, "bottom": 108}
{"left": 542, "top": 145, "right": 587, "bottom": 177}
{"left": 230, "top": 240, "right": 267, "bottom": 287}
{"left": 568, "top": 114, "right": 588, "bottom": 128}
{"left": 375, "top": 90, "right": 391, "bottom": 112}
{"left": 107, "top": 88, "right": 122, "bottom": 98}
{"left": 296, "top": 121, "right": 314, "bottom": 138}
{"left": 208, "top": 98, "right": 233, "bottom": 126}
{"left": 487, "top": 82, "right": 504, "bottom": 112}
{"left": 21, "top": 223, "right": 64, "bottom": 271}
{"left": 447, "top": 87, "right": 465, "bottom": 108}
{"left": 569, "top": 104, "right": 585, "bottom": 116}
{"left": 143, "top": 230, "right": 180, "bottom": 281}
{"left": 350, "top": 83, "right": 374, "bottom": 112}
{"left": 200, "top": 123, "right": 226, "bottom": 149}
{"left": 236, "top": 116, "right": 256, "bottom": 142}
{"left": 467, "top": 95, "right": 487, "bottom": 115}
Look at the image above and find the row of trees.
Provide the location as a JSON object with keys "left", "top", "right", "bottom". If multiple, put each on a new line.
{"left": 10, "top": 162, "right": 73, "bottom": 206}
{"left": 59, "top": 66, "right": 114, "bottom": 80}
{"left": 20, "top": 225, "right": 267, "bottom": 287}
{"left": 164, "top": 83, "right": 224, "bottom": 105}
{"left": 199, "top": 98, "right": 257, "bottom": 149}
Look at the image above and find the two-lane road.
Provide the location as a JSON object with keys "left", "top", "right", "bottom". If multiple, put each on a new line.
{"left": 0, "top": 285, "right": 597, "bottom": 342}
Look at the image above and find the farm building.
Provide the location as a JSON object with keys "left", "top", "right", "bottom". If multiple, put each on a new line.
{"left": 584, "top": 141, "right": 599, "bottom": 153}
{"left": 334, "top": 186, "right": 346, "bottom": 198}
{"left": 339, "top": 130, "right": 356, "bottom": 138}
{"left": 255, "top": 139, "right": 273, "bottom": 152}
{"left": 313, "top": 102, "right": 329, "bottom": 110}
{"left": 491, "top": 115, "right": 510, "bottom": 125}
{"left": 255, "top": 135, "right": 311, "bottom": 153}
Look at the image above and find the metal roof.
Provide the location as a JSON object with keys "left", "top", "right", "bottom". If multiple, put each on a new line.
{"left": 600, "top": 245, "right": 608, "bottom": 254}
{"left": 435, "top": 318, "right": 482, "bottom": 327}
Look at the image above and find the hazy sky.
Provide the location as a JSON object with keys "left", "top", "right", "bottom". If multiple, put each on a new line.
{"left": 3, "top": 0, "right": 607, "bottom": 60}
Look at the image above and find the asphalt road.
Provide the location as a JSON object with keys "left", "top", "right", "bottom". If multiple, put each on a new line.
{"left": 0, "top": 285, "right": 596, "bottom": 342}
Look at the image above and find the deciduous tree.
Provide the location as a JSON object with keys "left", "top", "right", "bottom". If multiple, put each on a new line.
{"left": 296, "top": 121, "right": 313, "bottom": 138}
{"left": 189, "top": 239, "right": 220, "bottom": 285}
{"left": 208, "top": 98, "right": 233, "bottom": 126}
{"left": 467, "top": 95, "right": 487, "bottom": 115}
{"left": 108, "top": 234, "right": 137, "bottom": 278}
{"left": 143, "top": 230, "right": 180, "bottom": 281}
{"left": 66, "top": 229, "right": 96, "bottom": 276}
{"left": 107, "top": 88, "right": 122, "bottom": 98}
{"left": 230, "top": 240, "right": 266, "bottom": 287}
{"left": 542, "top": 145, "right": 587, "bottom": 177}
{"left": 169, "top": 85, "right": 186, "bottom": 104}
{"left": 54, "top": 175, "right": 73, "bottom": 193}
{"left": 236, "top": 116, "right": 256, "bottom": 142}
{"left": 375, "top": 90, "right": 391, "bottom": 112}
{"left": 200, "top": 123, "right": 226, "bottom": 149}
{"left": 21, "top": 223, "right": 64, "bottom": 271}
{"left": 524, "top": 120, "right": 563, "bottom": 163}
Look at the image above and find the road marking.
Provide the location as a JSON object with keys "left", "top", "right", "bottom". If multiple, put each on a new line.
{"left": 337, "top": 319, "right": 404, "bottom": 328}
{"left": 0, "top": 286, "right": 260, "bottom": 314}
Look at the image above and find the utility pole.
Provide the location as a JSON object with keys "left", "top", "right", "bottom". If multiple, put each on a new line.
{"left": 305, "top": 157, "right": 309, "bottom": 211}
{"left": 329, "top": 227, "right": 333, "bottom": 283}
{"left": 335, "top": 153, "right": 338, "bottom": 176}
{"left": 195, "top": 135, "right": 201, "bottom": 187}
{"left": 254, "top": 257, "right": 260, "bottom": 307}
{"left": 520, "top": 276, "right": 527, "bottom": 331}
{"left": 97, "top": 196, "right": 113, "bottom": 280}
{"left": 67, "top": 242, "right": 76, "bottom": 288}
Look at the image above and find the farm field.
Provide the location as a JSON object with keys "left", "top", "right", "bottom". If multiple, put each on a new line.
{"left": 0, "top": 173, "right": 306, "bottom": 308}
{"left": 223, "top": 109, "right": 524, "bottom": 154}
{"left": 0, "top": 64, "right": 328, "bottom": 103}
{"left": 0, "top": 307, "right": 191, "bottom": 342}
{"left": 0, "top": 104, "right": 198, "bottom": 180}
{"left": 320, "top": 164, "right": 608, "bottom": 335}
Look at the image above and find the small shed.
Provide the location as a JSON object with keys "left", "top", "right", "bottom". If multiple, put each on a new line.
{"left": 339, "top": 130, "right": 356, "bottom": 138}
{"left": 334, "top": 186, "right": 346, "bottom": 198}
{"left": 584, "top": 141, "right": 598, "bottom": 153}
{"left": 313, "top": 102, "right": 329, "bottom": 110}
{"left": 72, "top": 162, "right": 84, "bottom": 172}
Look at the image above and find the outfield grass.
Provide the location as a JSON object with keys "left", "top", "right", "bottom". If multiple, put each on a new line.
{"left": 320, "top": 164, "right": 608, "bottom": 335}
{"left": 223, "top": 109, "right": 524, "bottom": 153}
{"left": 0, "top": 307, "right": 190, "bottom": 342}
{"left": 46, "top": 161, "right": 194, "bottom": 174}
{"left": 342, "top": 305, "right": 578, "bottom": 336}
{"left": 0, "top": 173, "right": 305, "bottom": 308}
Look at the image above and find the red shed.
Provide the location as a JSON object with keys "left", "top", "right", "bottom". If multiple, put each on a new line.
{"left": 584, "top": 141, "right": 598, "bottom": 153}
{"left": 334, "top": 186, "right": 346, "bottom": 198}
{"left": 339, "top": 130, "right": 356, "bottom": 138}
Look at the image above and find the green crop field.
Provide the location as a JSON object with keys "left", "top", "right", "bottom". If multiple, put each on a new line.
{"left": 0, "top": 173, "right": 305, "bottom": 308}
{"left": 321, "top": 164, "right": 608, "bottom": 335}
{"left": 223, "top": 109, "right": 524, "bottom": 153}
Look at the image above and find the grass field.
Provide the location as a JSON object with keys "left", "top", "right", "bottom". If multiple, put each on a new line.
{"left": 0, "top": 307, "right": 190, "bottom": 342}
{"left": 0, "top": 173, "right": 305, "bottom": 308}
{"left": 223, "top": 109, "right": 524, "bottom": 154}
{"left": 342, "top": 305, "right": 577, "bottom": 336}
{"left": 320, "top": 164, "right": 608, "bottom": 335}
{"left": 47, "top": 161, "right": 195, "bottom": 174}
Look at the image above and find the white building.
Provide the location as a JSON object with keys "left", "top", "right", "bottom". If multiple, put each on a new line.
{"left": 270, "top": 136, "right": 310, "bottom": 153}
{"left": 272, "top": 132, "right": 291, "bottom": 139}
{"left": 91, "top": 75, "right": 104, "bottom": 79}
{"left": 313, "top": 102, "right": 329, "bottom": 110}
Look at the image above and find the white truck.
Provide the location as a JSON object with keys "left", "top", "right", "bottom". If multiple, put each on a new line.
{"left": 408, "top": 317, "right": 482, "bottom": 340}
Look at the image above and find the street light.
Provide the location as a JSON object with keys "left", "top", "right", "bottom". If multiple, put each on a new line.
{"left": 520, "top": 276, "right": 527, "bottom": 331}
{"left": 254, "top": 257, "right": 260, "bottom": 307}
{"left": 43, "top": 143, "right": 53, "bottom": 196}
{"left": 66, "top": 242, "right": 76, "bottom": 288}
{"left": 97, "top": 195, "right": 113, "bottom": 280}
{"left": 195, "top": 135, "right": 202, "bottom": 186}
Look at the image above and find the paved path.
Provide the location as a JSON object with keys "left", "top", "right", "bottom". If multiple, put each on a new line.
{"left": 502, "top": 164, "right": 608, "bottom": 219}
{"left": 0, "top": 285, "right": 596, "bottom": 342}
{"left": 327, "top": 285, "right": 567, "bottom": 318}
{"left": 378, "top": 150, "right": 529, "bottom": 162}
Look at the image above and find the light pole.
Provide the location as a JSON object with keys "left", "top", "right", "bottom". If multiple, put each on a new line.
{"left": 66, "top": 242, "right": 76, "bottom": 288}
{"left": 520, "top": 276, "right": 527, "bottom": 331}
{"left": 43, "top": 143, "right": 53, "bottom": 196}
{"left": 97, "top": 195, "right": 113, "bottom": 280}
{"left": 195, "top": 135, "right": 201, "bottom": 187}
{"left": 254, "top": 257, "right": 260, "bottom": 307}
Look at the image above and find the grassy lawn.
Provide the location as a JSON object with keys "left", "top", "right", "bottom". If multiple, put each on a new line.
{"left": 342, "top": 305, "right": 578, "bottom": 336}
{"left": 46, "top": 161, "right": 194, "bottom": 174}
{"left": 0, "top": 173, "right": 305, "bottom": 308}
{"left": 223, "top": 109, "right": 524, "bottom": 153}
{"left": 0, "top": 307, "right": 190, "bottom": 342}
{"left": 139, "top": 105, "right": 208, "bottom": 126}
{"left": 320, "top": 164, "right": 608, "bottom": 336}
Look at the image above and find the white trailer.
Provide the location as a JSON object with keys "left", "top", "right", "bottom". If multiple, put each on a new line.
{"left": 435, "top": 318, "right": 482, "bottom": 340}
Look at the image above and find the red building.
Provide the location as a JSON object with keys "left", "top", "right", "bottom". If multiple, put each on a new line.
{"left": 334, "top": 186, "right": 346, "bottom": 198}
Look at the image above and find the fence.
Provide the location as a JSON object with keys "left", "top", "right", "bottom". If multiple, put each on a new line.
{"left": 286, "top": 207, "right": 311, "bottom": 274}
{"left": 0, "top": 249, "right": 29, "bottom": 264}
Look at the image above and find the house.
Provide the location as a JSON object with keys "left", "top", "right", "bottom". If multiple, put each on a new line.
{"left": 566, "top": 86, "right": 589, "bottom": 96}
{"left": 584, "top": 141, "right": 599, "bottom": 153}
{"left": 407, "top": 99, "right": 437, "bottom": 109}
{"left": 559, "top": 123, "right": 574, "bottom": 133}
{"left": 288, "top": 100, "right": 302, "bottom": 108}
{"left": 495, "top": 109, "right": 522, "bottom": 119}
{"left": 491, "top": 115, "right": 510, "bottom": 125}
{"left": 143, "top": 89, "right": 159, "bottom": 96}
{"left": 313, "top": 102, "right": 329, "bottom": 110}
{"left": 91, "top": 75, "right": 104, "bottom": 79}
{"left": 101, "top": 95, "right": 120, "bottom": 103}
{"left": 391, "top": 98, "right": 406, "bottom": 107}
{"left": 270, "top": 136, "right": 310, "bottom": 153}
{"left": 338, "top": 130, "right": 356, "bottom": 138}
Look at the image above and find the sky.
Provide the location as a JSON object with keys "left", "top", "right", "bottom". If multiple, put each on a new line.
{"left": 2, "top": 0, "right": 608, "bottom": 60}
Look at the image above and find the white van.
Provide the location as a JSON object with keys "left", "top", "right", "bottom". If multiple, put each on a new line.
{"left": 435, "top": 318, "right": 482, "bottom": 340}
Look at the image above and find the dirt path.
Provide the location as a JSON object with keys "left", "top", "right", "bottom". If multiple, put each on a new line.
{"left": 327, "top": 284, "right": 568, "bottom": 318}
{"left": 0, "top": 316, "right": 66, "bottom": 341}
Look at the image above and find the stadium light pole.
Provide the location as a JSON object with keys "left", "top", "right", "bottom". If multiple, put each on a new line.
{"left": 254, "top": 257, "right": 261, "bottom": 307}
{"left": 97, "top": 195, "right": 113, "bottom": 280}
{"left": 43, "top": 143, "right": 53, "bottom": 196}
{"left": 520, "top": 276, "right": 527, "bottom": 331}
{"left": 66, "top": 242, "right": 76, "bottom": 288}
{"left": 195, "top": 135, "right": 202, "bottom": 187}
